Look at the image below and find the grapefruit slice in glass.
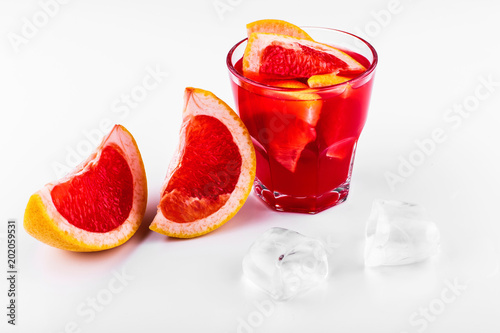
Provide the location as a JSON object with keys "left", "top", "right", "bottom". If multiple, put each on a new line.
{"left": 150, "top": 88, "right": 256, "bottom": 238}
{"left": 265, "top": 79, "right": 322, "bottom": 126}
{"left": 308, "top": 73, "right": 351, "bottom": 88}
{"left": 243, "top": 32, "right": 366, "bottom": 82}
{"left": 23, "top": 125, "right": 148, "bottom": 252}
{"left": 261, "top": 80, "right": 322, "bottom": 172}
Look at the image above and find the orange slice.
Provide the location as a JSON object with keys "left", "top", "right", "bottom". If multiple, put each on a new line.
{"left": 246, "top": 19, "right": 313, "bottom": 41}
{"left": 243, "top": 32, "right": 366, "bottom": 82}
{"left": 308, "top": 73, "right": 351, "bottom": 88}
{"left": 150, "top": 88, "right": 256, "bottom": 238}
{"left": 23, "top": 125, "right": 148, "bottom": 252}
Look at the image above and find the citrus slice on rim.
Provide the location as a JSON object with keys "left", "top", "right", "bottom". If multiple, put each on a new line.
{"left": 243, "top": 32, "right": 366, "bottom": 82}
{"left": 150, "top": 88, "right": 256, "bottom": 238}
{"left": 246, "top": 19, "right": 313, "bottom": 41}
{"left": 23, "top": 125, "right": 148, "bottom": 252}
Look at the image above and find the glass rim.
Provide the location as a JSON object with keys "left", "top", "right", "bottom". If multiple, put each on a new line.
{"left": 226, "top": 26, "right": 378, "bottom": 92}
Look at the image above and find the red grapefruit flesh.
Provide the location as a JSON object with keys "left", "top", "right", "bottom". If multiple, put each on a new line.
{"left": 160, "top": 114, "right": 242, "bottom": 223}
{"left": 23, "top": 125, "right": 148, "bottom": 252}
{"left": 51, "top": 145, "right": 134, "bottom": 233}
{"left": 243, "top": 33, "right": 366, "bottom": 82}
{"left": 150, "top": 88, "right": 256, "bottom": 238}
{"left": 253, "top": 80, "right": 322, "bottom": 173}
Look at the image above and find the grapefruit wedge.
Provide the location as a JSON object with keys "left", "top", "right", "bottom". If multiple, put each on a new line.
{"left": 264, "top": 79, "right": 322, "bottom": 126}
{"left": 243, "top": 32, "right": 366, "bottom": 82}
{"left": 246, "top": 19, "right": 313, "bottom": 41}
{"left": 150, "top": 88, "right": 256, "bottom": 238}
{"left": 23, "top": 125, "right": 148, "bottom": 252}
{"left": 262, "top": 80, "right": 322, "bottom": 173}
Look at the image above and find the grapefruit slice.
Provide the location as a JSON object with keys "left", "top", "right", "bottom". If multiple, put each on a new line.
{"left": 150, "top": 88, "right": 256, "bottom": 238}
{"left": 258, "top": 80, "right": 322, "bottom": 173}
{"left": 269, "top": 117, "right": 316, "bottom": 173}
{"left": 326, "top": 137, "right": 357, "bottom": 159}
{"left": 246, "top": 19, "right": 313, "bottom": 41}
{"left": 243, "top": 32, "right": 366, "bottom": 82}
{"left": 308, "top": 73, "right": 351, "bottom": 88}
{"left": 23, "top": 125, "right": 147, "bottom": 252}
{"left": 264, "top": 79, "right": 322, "bottom": 126}
{"left": 265, "top": 81, "right": 321, "bottom": 172}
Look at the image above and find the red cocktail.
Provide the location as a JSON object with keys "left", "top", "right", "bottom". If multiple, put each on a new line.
{"left": 227, "top": 27, "right": 377, "bottom": 213}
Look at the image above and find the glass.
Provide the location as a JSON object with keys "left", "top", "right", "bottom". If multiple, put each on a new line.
{"left": 227, "top": 27, "right": 377, "bottom": 214}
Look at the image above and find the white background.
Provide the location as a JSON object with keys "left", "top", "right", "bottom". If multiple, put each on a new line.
{"left": 1, "top": 0, "right": 500, "bottom": 332}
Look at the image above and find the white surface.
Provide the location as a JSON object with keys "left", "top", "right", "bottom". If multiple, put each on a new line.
{"left": 1, "top": 0, "right": 500, "bottom": 332}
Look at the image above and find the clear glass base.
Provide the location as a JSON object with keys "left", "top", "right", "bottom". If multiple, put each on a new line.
{"left": 254, "top": 178, "right": 350, "bottom": 214}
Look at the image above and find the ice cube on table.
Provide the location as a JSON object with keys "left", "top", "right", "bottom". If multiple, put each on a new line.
{"left": 242, "top": 227, "right": 328, "bottom": 301}
{"left": 364, "top": 199, "right": 440, "bottom": 267}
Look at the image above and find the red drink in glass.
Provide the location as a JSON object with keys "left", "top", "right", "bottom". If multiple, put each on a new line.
{"left": 227, "top": 28, "right": 377, "bottom": 213}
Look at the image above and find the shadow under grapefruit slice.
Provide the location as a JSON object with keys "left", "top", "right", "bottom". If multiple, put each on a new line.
{"left": 150, "top": 88, "right": 256, "bottom": 238}
{"left": 23, "top": 125, "right": 148, "bottom": 252}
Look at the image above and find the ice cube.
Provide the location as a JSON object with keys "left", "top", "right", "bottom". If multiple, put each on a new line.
{"left": 364, "top": 199, "right": 440, "bottom": 267}
{"left": 242, "top": 227, "right": 328, "bottom": 301}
